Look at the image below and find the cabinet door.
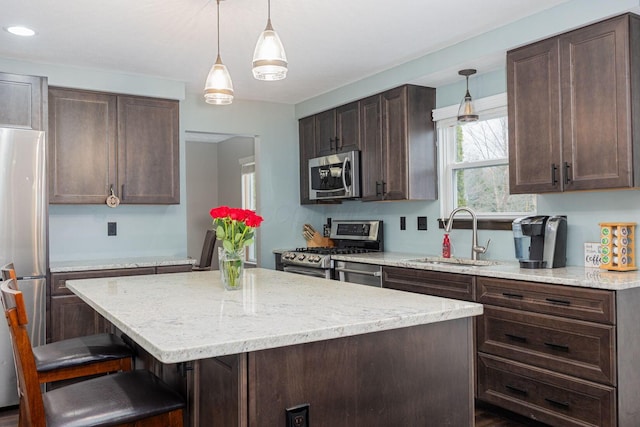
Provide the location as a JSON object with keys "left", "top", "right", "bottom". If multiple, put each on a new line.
{"left": 48, "top": 88, "right": 117, "bottom": 204}
{"left": 315, "top": 109, "right": 336, "bottom": 156}
{"left": 507, "top": 37, "right": 562, "bottom": 194}
{"left": 560, "top": 15, "right": 634, "bottom": 191}
{"left": 381, "top": 86, "right": 408, "bottom": 200}
{"left": 117, "top": 96, "right": 180, "bottom": 204}
{"left": 48, "top": 267, "right": 156, "bottom": 343}
{"left": 360, "top": 95, "right": 383, "bottom": 200}
{"left": 0, "top": 72, "right": 47, "bottom": 131}
{"left": 50, "top": 295, "right": 111, "bottom": 343}
{"left": 335, "top": 101, "right": 360, "bottom": 152}
{"left": 298, "top": 115, "right": 316, "bottom": 204}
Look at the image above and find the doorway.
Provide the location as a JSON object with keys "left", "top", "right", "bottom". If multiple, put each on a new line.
{"left": 185, "top": 131, "right": 256, "bottom": 269}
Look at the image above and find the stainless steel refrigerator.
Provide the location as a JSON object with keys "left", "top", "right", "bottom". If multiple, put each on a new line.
{"left": 0, "top": 127, "right": 47, "bottom": 408}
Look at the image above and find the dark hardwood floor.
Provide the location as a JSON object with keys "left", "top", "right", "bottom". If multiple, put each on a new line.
{"left": 0, "top": 402, "right": 549, "bottom": 426}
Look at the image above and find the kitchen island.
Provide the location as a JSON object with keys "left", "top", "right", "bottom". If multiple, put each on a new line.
{"left": 67, "top": 268, "right": 483, "bottom": 427}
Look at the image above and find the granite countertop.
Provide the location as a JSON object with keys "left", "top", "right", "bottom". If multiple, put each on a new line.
{"left": 49, "top": 256, "right": 195, "bottom": 273}
{"left": 331, "top": 252, "right": 640, "bottom": 291}
{"left": 66, "top": 268, "right": 482, "bottom": 364}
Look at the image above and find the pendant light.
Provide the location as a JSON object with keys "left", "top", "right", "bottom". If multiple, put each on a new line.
{"left": 457, "top": 69, "right": 478, "bottom": 122}
{"left": 204, "top": 0, "right": 234, "bottom": 105}
{"left": 252, "top": 0, "right": 288, "bottom": 81}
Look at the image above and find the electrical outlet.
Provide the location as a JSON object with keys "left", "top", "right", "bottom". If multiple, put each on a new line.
{"left": 286, "top": 403, "right": 309, "bottom": 427}
{"left": 400, "top": 216, "right": 406, "bottom": 230}
{"left": 107, "top": 222, "right": 117, "bottom": 236}
{"left": 417, "top": 216, "right": 428, "bottom": 230}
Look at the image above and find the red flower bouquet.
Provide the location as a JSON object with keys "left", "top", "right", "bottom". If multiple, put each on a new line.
{"left": 209, "top": 206, "right": 264, "bottom": 254}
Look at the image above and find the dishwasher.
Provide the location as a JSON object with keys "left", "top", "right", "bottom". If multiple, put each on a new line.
{"left": 335, "top": 261, "right": 382, "bottom": 287}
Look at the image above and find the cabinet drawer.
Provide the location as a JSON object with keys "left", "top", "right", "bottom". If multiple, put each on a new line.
{"left": 51, "top": 267, "right": 156, "bottom": 296}
{"left": 478, "top": 353, "right": 616, "bottom": 427}
{"left": 382, "top": 266, "right": 475, "bottom": 301}
{"left": 156, "top": 264, "right": 193, "bottom": 274}
{"left": 477, "top": 277, "right": 615, "bottom": 324}
{"left": 478, "top": 306, "right": 615, "bottom": 385}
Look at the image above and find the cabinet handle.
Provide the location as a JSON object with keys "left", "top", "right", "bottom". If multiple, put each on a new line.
{"left": 381, "top": 181, "right": 387, "bottom": 196}
{"left": 563, "top": 162, "right": 571, "bottom": 184}
{"left": 505, "top": 333, "right": 528, "bottom": 343}
{"left": 551, "top": 163, "right": 558, "bottom": 185}
{"left": 329, "top": 137, "right": 334, "bottom": 151}
{"left": 335, "top": 136, "right": 341, "bottom": 150}
{"left": 375, "top": 181, "right": 382, "bottom": 196}
{"left": 544, "top": 342, "right": 570, "bottom": 352}
{"left": 545, "top": 397, "right": 570, "bottom": 409}
{"left": 121, "top": 184, "right": 124, "bottom": 199}
{"left": 546, "top": 297, "right": 571, "bottom": 306}
{"left": 502, "top": 292, "right": 523, "bottom": 299}
{"left": 505, "top": 384, "right": 528, "bottom": 396}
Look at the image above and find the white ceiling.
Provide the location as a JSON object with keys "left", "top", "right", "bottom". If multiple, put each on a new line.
{"left": 1, "top": 0, "right": 570, "bottom": 104}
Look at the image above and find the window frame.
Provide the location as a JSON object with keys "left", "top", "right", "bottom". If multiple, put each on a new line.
{"left": 433, "top": 93, "right": 535, "bottom": 222}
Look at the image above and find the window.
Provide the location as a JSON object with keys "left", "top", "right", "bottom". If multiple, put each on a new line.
{"left": 240, "top": 156, "right": 257, "bottom": 263}
{"left": 435, "top": 94, "right": 535, "bottom": 219}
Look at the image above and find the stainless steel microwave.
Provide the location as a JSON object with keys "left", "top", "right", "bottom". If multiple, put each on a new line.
{"left": 309, "top": 150, "right": 360, "bottom": 200}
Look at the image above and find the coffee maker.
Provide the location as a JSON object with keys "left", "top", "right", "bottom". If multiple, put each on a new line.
{"left": 513, "top": 215, "right": 567, "bottom": 269}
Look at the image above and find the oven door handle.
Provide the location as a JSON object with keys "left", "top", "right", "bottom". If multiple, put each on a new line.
{"left": 334, "top": 267, "right": 381, "bottom": 277}
{"left": 283, "top": 265, "right": 330, "bottom": 278}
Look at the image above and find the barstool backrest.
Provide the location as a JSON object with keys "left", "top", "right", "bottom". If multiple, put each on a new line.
{"left": 1, "top": 262, "right": 16, "bottom": 281}
{"left": 1, "top": 278, "right": 45, "bottom": 426}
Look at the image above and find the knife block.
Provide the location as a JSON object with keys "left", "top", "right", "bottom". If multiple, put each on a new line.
{"left": 307, "top": 232, "right": 335, "bottom": 248}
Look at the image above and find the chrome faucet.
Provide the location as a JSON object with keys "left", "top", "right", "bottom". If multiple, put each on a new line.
{"left": 444, "top": 207, "right": 491, "bottom": 260}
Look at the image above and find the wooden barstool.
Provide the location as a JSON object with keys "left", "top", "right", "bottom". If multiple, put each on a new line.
{"left": 1, "top": 263, "right": 133, "bottom": 384}
{"left": 1, "top": 278, "right": 185, "bottom": 427}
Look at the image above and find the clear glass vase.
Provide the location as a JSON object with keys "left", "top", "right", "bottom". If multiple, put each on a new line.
{"left": 218, "top": 247, "right": 245, "bottom": 290}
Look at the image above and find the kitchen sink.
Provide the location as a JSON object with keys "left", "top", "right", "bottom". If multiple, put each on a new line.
{"left": 407, "top": 256, "right": 498, "bottom": 267}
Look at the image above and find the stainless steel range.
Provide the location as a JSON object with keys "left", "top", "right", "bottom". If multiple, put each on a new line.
{"left": 280, "top": 220, "right": 383, "bottom": 279}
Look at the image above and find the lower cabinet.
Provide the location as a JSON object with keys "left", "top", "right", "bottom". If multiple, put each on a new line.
{"left": 476, "top": 276, "right": 617, "bottom": 427}
{"left": 48, "top": 264, "right": 192, "bottom": 343}
{"left": 382, "top": 266, "right": 475, "bottom": 301}
{"left": 478, "top": 353, "right": 616, "bottom": 427}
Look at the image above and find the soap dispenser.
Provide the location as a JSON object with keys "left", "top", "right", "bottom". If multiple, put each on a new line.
{"left": 442, "top": 234, "right": 451, "bottom": 258}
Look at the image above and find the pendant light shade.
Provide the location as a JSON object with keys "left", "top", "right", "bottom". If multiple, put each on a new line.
{"left": 252, "top": 0, "right": 287, "bottom": 81}
{"left": 204, "top": 0, "right": 234, "bottom": 105}
{"left": 457, "top": 69, "right": 478, "bottom": 122}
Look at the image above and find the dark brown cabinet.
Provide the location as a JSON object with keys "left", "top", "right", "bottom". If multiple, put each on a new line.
{"left": 297, "top": 84, "right": 436, "bottom": 204}
{"left": 0, "top": 72, "right": 47, "bottom": 131}
{"left": 476, "top": 276, "right": 617, "bottom": 427}
{"left": 315, "top": 101, "right": 360, "bottom": 156}
{"left": 48, "top": 264, "right": 192, "bottom": 343}
{"left": 48, "top": 87, "right": 180, "bottom": 204}
{"left": 361, "top": 85, "right": 437, "bottom": 201}
{"left": 508, "top": 13, "right": 640, "bottom": 194}
{"left": 298, "top": 115, "right": 316, "bottom": 204}
{"left": 382, "top": 266, "right": 475, "bottom": 301}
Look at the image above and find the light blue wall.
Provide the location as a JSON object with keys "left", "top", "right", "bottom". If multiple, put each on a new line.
{"left": 3, "top": 0, "right": 639, "bottom": 268}
{"left": 295, "top": 0, "right": 640, "bottom": 266}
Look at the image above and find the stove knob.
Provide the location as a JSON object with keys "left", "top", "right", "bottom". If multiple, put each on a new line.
{"left": 297, "top": 254, "right": 306, "bottom": 261}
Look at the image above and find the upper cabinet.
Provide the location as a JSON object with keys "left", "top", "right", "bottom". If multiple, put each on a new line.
{"left": 315, "top": 101, "right": 360, "bottom": 156}
{"left": 0, "top": 72, "right": 47, "bottom": 131}
{"left": 361, "top": 85, "right": 437, "bottom": 201}
{"left": 298, "top": 84, "right": 436, "bottom": 205}
{"left": 508, "top": 13, "right": 640, "bottom": 194}
{"left": 298, "top": 115, "right": 316, "bottom": 205}
{"left": 48, "top": 87, "right": 180, "bottom": 204}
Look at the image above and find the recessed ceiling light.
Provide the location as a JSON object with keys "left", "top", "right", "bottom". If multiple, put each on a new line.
{"left": 5, "top": 26, "right": 36, "bottom": 37}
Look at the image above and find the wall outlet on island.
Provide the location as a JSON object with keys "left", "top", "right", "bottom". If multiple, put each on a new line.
{"left": 400, "top": 216, "right": 406, "bottom": 230}
{"left": 286, "top": 403, "right": 309, "bottom": 427}
{"left": 107, "top": 222, "right": 117, "bottom": 236}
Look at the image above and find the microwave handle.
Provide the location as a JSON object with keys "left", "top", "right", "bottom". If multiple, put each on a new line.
{"left": 342, "top": 157, "right": 351, "bottom": 193}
